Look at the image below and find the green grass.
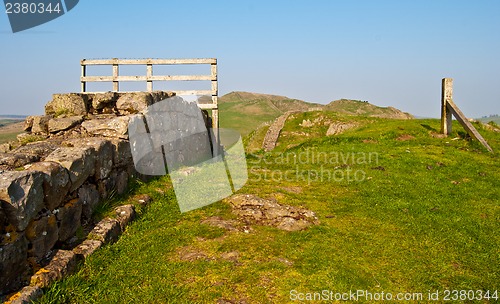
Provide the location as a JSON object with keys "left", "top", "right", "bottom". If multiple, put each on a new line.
{"left": 37, "top": 115, "right": 500, "bottom": 303}
{"left": 0, "top": 133, "right": 19, "bottom": 144}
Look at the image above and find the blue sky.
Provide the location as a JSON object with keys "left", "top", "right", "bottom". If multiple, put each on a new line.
{"left": 1, "top": 0, "right": 499, "bottom": 117}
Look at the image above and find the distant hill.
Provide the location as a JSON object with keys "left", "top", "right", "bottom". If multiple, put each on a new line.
{"left": 323, "top": 99, "right": 413, "bottom": 119}
{"left": 219, "top": 91, "right": 322, "bottom": 135}
{"left": 477, "top": 116, "right": 500, "bottom": 125}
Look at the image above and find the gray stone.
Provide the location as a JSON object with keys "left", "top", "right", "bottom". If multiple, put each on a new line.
{"left": 97, "top": 175, "right": 116, "bottom": 199}
{"left": 0, "top": 153, "right": 39, "bottom": 168}
{"left": 48, "top": 116, "right": 84, "bottom": 133}
{"left": 91, "top": 92, "right": 117, "bottom": 110}
{"left": 0, "top": 207, "right": 5, "bottom": 232}
{"left": 45, "top": 146, "right": 96, "bottom": 192}
{"left": 88, "top": 218, "right": 121, "bottom": 244}
{"left": 0, "top": 143, "right": 11, "bottom": 153}
{"left": 45, "top": 93, "right": 89, "bottom": 117}
{"left": 115, "top": 170, "right": 128, "bottom": 195}
{"left": 12, "top": 141, "right": 60, "bottom": 160}
{"left": 326, "top": 122, "right": 356, "bottom": 136}
{"left": 116, "top": 92, "right": 153, "bottom": 114}
{"left": 0, "top": 233, "right": 29, "bottom": 295}
{"left": 31, "top": 116, "right": 52, "bottom": 135}
{"left": 109, "top": 139, "right": 132, "bottom": 168}
{"left": 78, "top": 184, "right": 100, "bottom": 220}
{"left": 25, "top": 214, "right": 58, "bottom": 262}
{"left": 56, "top": 199, "right": 82, "bottom": 242}
{"left": 73, "top": 239, "right": 102, "bottom": 260}
{"left": 27, "top": 162, "right": 70, "bottom": 210}
{"left": 132, "top": 194, "right": 152, "bottom": 207}
{"left": 114, "top": 204, "right": 135, "bottom": 230}
{"left": 65, "top": 138, "right": 113, "bottom": 180}
{"left": 0, "top": 171, "right": 45, "bottom": 231}
{"left": 81, "top": 116, "right": 130, "bottom": 139}
{"left": 30, "top": 250, "right": 77, "bottom": 288}
{"left": 8, "top": 285, "right": 43, "bottom": 304}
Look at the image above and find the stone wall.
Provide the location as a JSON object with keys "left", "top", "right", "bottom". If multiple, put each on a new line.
{"left": 0, "top": 91, "right": 205, "bottom": 295}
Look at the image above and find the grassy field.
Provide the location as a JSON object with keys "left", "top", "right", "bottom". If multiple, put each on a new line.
{"left": 36, "top": 114, "right": 499, "bottom": 303}
{"left": 0, "top": 119, "right": 23, "bottom": 144}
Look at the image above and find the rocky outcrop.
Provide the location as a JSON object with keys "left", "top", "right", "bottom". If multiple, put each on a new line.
{"left": 0, "top": 91, "right": 178, "bottom": 296}
{"left": 262, "top": 111, "right": 298, "bottom": 152}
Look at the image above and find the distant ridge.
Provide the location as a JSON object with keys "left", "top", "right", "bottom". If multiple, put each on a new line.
{"left": 0, "top": 115, "right": 26, "bottom": 120}
{"left": 324, "top": 99, "right": 413, "bottom": 119}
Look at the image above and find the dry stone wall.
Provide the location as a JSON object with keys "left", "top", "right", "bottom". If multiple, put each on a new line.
{"left": 0, "top": 90, "right": 200, "bottom": 296}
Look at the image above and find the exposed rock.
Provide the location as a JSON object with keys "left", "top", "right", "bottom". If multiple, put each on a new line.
{"left": 31, "top": 116, "right": 52, "bottom": 135}
{"left": 108, "top": 139, "right": 132, "bottom": 168}
{"left": 116, "top": 92, "right": 153, "bottom": 114}
{"left": 326, "top": 122, "right": 357, "bottom": 136}
{"left": 396, "top": 134, "right": 416, "bottom": 141}
{"left": 132, "top": 194, "right": 152, "bottom": 207}
{"left": 81, "top": 116, "right": 131, "bottom": 139}
{"left": 23, "top": 116, "right": 34, "bottom": 132}
{"left": 65, "top": 137, "right": 113, "bottom": 180}
{"left": 0, "top": 171, "right": 45, "bottom": 231}
{"left": 30, "top": 250, "right": 77, "bottom": 288}
{"left": 5, "top": 285, "right": 43, "bottom": 304}
{"left": 56, "top": 199, "right": 82, "bottom": 242}
{"left": 262, "top": 111, "right": 297, "bottom": 151}
{"left": 0, "top": 143, "right": 11, "bottom": 154}
{"left": 97, "top": 175, "right": 116, "bottom": 199}
{"left": 48, "top": 116, "right": 84, "bottom": 133}
{"left": 201, "top": 216, "right": 238, "bottom": 231}
{"left": 72, "top": 239, "right": 102, "bottom": 260}
{"left": 226, "top": 194, "right": 319, "bottom": 232}
{"left": 0, "top": 153, "right": 39, "bottom": 168}
{"left": 27, "top": 162, "right": 70, "bottom": 210}
{"left": 220, "top": 251, "right": 240, "bottom": 262}
{"left": 0, "top": 207, "right": 5, "bottom": 232}
{"left": 88, "top": 218, "right": 121, "bottom": 244}
{"left": 299, "top": 119, "right": 313, "bottom": 127}
{"left": 45, "top": 93, "right": 89, "bottom": 117}
{"left": 114, "top": 204, "right": 135, "bottom": 231}
{"left": 0, "top": 233, "right": 29, "bottom": 295}
{"left": 91, "top": 92, "right": 116, "bottom": 110}
{"left": 78, "top": 184, "right": 100, "bottom": 220}
{"left": 25, "top": 214, "right": 58, "bottom": 262}
{"left": 12, "top": 141, "right": 61, "bottom": 160}
{"left": 45, "top": 146, "right": 96, "bottom": 192}
{"left": 115, "top": 170, "right": 128, "bottom": 195}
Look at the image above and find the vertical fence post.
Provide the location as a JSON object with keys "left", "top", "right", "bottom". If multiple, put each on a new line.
{"left": 80, "top": 60, "right": 86, "bottom": 93}
{"left": 441, "top": 78, "right": 453, "bottom": 135}
{"left": 211, "top": 60, "right": 218, "bottom": 130}
{"left": 112, "top": 63, "right": 119, "bottom": 92}
{"left": 147, "top": 64, "right": 153, "bottom": 92}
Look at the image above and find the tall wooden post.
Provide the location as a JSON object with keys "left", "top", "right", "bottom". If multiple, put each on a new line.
{"left": 146, "top": 64, "right": 153, "bottom": 92}
{"left": 80, "top": 61, "right": 86, "bottom": 93}
{"left": 112, "top": 63, "right": 119, "bottom": 92}
{"left": 441, "top": 78, "right": 453, "bottom": 135}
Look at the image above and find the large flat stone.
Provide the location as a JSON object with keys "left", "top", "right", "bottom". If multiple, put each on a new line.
{"left": 0, "top": 171, "right": 45, "bottom": 231}
{"left": 88, "top": 218, "right": 121, "bottom": 244}
{"left": 116, "top": 92, "right": 153, "bottom": 114}
{"left": 81, "top": 116, "right": 130, "bottom": 139}
{"left": 78, "top": 184, "right": 100, "bottom": 220}
{"left": 73, "top": 239, "right": 102, "bottom": 260}
{"left": 31, "top": 116, "right": 52, "bottom": 135}
{"left": 45, "top": 146, "right": 96, "bottom": 192}
{"left": 45, "top": 93, "right": 89, "bottom": 117}
{"left": 64, "top": 138, "right": 113, "bottom": 180}
{"left": 48, "top": 116, "right": 84, "bottom": 133}
{"left": 6, "top": 285, "right": 43, "bottom": 304}
{"left": 0, "top": 153, "right": 39, "bottom": 168}
{"left": 27, "top": 162, "right": 70, "bottom": 210}
{"left": 90, "top": 92, "right": 117, "bottom": 110}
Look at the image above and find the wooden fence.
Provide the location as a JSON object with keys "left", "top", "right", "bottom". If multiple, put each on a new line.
{"left": 441, "top": 78, "right": 493, "bottom": 152}
{"left": 80, "top": 58, "right": 218, "bottom": 128}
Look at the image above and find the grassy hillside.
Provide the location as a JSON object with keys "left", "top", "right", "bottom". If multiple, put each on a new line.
{"left": 478, "top": 116, "right": 500, "bottom": 125}
{"left": 38, "top": 114, "right": 500, "bottom": 303}
{"left": 324, "top": 99, "right": 413, "bottom": 119}
{"left": 219, "top": 92, "right": 322, "bottom": 136}
{"left": 0, "top": 120, "right": 24, "bottom": 144}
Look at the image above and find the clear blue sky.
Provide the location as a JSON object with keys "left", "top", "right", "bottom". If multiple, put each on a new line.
{"left": 1, "top": 0, "right": 499, "bottom": 117}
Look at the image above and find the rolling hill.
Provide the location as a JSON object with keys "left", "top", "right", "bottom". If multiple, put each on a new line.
{"left": 324, "top": 99, "right": 413, "bottom": 119}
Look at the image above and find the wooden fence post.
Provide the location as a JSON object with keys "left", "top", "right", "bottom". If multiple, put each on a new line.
{"left": 441, "top": 78, "right": 453, "bottom": 135}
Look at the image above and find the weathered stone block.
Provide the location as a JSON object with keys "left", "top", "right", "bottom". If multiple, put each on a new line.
{"left": 116, "top": 92, "right": 153, "bottom": 114}
{"left": 0, "top": 171, "right": 44, "bottom": 231}
{"left": 109, "top": 139, "right": 132, "bottom": 168}
{"left": 0, "top": 233, "right": 29, "bottom": 295}
{"left": 45, "top": 146, "right": 96, "bottom": 192}
{"left": 25, "top": 214, "right": 58, "bottom": 262}
{"left": 0, "top": 143, "right": 11, "bottom": 153}
{"left": 91, "top": 92, "right": 117, "bottom": 110}
{"left": 115, "top": 170, "right": 128, "bottom": 195}
{"left": 97, "top": 175, "right": 115, "bottom": 199}
{"left": 45, "top": 93, "right": 89, "bottom": 117}
{"left": 12, "top": 141, "right": 60, "bottom": 160}
{"left": 73, "top": 239, "right": 102, "bottom": 260}
{"left": 30, "top": 250, "right": 77, "bottom": 288}
{"left": 0, "top": 207, "right": 5, "bottom": 232}
{"left": 6, "top": 285, "right": 43, "bottom": 304}
{"left": 27, "top": 162, "right": 70, "bottom": 210}
{"left": 48, "top": 116, "right": 84, "bottom": 133}
{"left": 31, "top": 116, "right": 52, "bottom": 135}
{"left": 114, "top": 204, "right": 135, "bottom": 231}
{"left": 78, "top": 184, "right": 100, "bottom": 220}
{"left": 88, "top": 218, "right": 121, "bottom": 244}
{"left": 81, "top": 116, "right": 130, "bottom": 139}
{"left": 56, "top": 199, "right": 82, "bottom": 242}
{"left": 23, "top": 116, "right": 35, "bottom": 132}
{"left": 65, "top": 138, "right": 113, "bottom": 180}
{"left": 0, "top": 153, "right": 40, "bottom": 168}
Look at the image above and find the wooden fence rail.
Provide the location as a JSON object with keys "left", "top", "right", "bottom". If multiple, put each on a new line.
{"left": 80, "top": 58, "right": 219, "bottom": 129}
{"left": 441, "top": 78, "right": 493, "bottom": 152}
